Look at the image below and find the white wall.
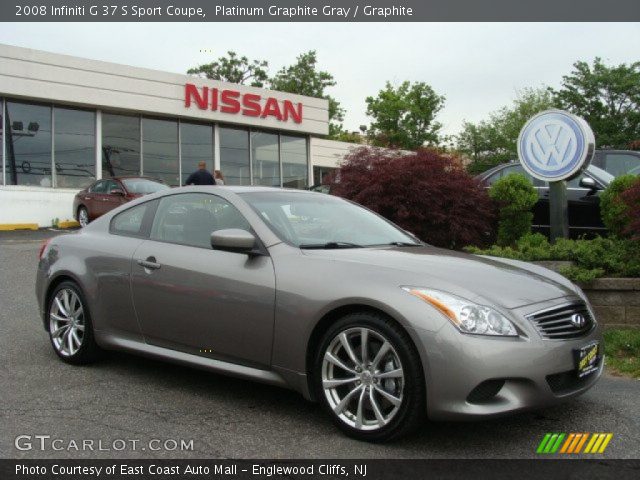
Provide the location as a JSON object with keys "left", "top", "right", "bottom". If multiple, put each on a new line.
{"left": 310, "top": 138, "right": 360, "bottom": 168}
{"left": 0, "top": 186, "right": 79, "bottom": 226}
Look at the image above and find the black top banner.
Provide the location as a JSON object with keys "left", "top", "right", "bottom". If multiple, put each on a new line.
{"left": 3, "top": 0, "right": 640, "bottom": 22}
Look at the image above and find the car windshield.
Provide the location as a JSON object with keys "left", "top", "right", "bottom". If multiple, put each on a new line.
{"left": 121, "top": 178, "right": 169, "bottom": 195}
{"left": 240, "top": 191, "right": 420, "bottom": 248}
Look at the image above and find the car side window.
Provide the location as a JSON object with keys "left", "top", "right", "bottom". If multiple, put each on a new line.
{"left": 110, "top": 202, "right": 153, "bottom": 237}
{"left": 90, "top": 180, "right": 106, "bottom": 193}
{"left": 488, "top": 165, "right": 543, "bottom": 187}
{"left": 605, "top": 154, "right": 640, "bottom": 177}
{"left": 106, "top": 180, "right": 120, "bottom": 193}
{"left": 150, "top": 193, "right": 251, "bottom": 249}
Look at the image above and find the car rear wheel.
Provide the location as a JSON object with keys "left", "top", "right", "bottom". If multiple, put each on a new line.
{"left": 78, "top": 207, "right": 89, "bottom": 228}
{"left": 48, "top": 281, "right": 102, "bottom": 364}
{"left": 314, "top": 312, "right": 425, "bottom": 442}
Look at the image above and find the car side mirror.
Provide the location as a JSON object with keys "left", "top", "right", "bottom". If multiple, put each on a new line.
{"left": 579, "top": 177, "right": 598, "bottom": 190}
{"left": 211, "top": 229, "right": 257, "bottom": 254}
{"left": 111, "top": 188, "right": 125, "bottom": 196}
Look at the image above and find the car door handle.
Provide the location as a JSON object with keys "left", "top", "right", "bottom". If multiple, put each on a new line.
{"left": 137, "top": 258, "right": 161, "bottom": 270}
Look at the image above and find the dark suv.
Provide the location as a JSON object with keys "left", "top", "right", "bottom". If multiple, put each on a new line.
{"left": 476, "top": 163, "right": 614, "bottom": 238}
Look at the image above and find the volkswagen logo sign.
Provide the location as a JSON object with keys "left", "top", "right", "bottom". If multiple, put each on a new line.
{"left": 570, "top": 313, "right": 586, "bottom": 329}
{"left": 517, "top": 110, "right": 595, "bottom": 182}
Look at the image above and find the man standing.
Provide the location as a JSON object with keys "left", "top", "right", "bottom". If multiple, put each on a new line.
{"left": 185, "top": 161, "right": 215, "bottom": 185}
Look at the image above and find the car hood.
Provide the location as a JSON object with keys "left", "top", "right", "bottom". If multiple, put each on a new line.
{"left": 301, "top": 246, "right": 579, "bottom": 310}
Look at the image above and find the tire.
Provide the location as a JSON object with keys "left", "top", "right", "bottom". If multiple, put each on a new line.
{"left": 78, "top": 206, "right": 89, "bottom": 228}
{"left": 47, "top": 281, "right": 103, "bottom": 365}
{"left": 313, "top": 311, "right": 426, "bottom": 442}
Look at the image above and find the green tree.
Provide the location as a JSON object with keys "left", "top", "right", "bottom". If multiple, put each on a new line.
{"left": 187, "top": 51, "right": 269, "bottom": 87}
{"left": 365, "top": 81, "right": 445, "bottom": 149}
{"left": 269, "top": 51, "right": 345, "bottom": 137}
{"left": 551, "top": 58, "right": 640, "bottom": 148}
{"left": 457, "top": 88, "right": 557, "bottom": 174}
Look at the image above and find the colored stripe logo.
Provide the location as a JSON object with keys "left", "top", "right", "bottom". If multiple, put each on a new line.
{"left": 537, "top": 433, "right": 613, "bottom": 454}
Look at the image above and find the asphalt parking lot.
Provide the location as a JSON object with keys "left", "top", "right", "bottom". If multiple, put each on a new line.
{"left": 1, "top": 229, "right": 639, "bottom": 459}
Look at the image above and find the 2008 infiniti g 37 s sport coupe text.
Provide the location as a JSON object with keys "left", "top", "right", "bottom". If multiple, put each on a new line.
{"left": 36, "top": 187, "right": 603, "bottom": 441}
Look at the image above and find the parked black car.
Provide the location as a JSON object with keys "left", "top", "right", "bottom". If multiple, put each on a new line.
{"left": 591, "top": 149, "right": 640, "bottom": 177}
{"left": 476, "top": 162, "right": 614, "bottom": 238}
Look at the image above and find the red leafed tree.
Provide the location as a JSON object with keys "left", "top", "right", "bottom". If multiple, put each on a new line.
{"left": 327, "top": 147, "right": 494, "bottom": 249}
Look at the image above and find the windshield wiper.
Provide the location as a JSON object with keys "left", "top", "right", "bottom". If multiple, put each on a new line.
{"left": 383, "top": 241, "right": 422, "bottom": 247}
{"left": 299, "top": 242, "right": 364, "bottom": 249}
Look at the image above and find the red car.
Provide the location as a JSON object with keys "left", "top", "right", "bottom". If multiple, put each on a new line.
{"left": 73, "top": 177, "right": 169, "bottom": 227}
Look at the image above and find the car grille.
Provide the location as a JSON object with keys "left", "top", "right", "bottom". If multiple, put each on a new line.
{"left": 526, "top": 302, "right": 594, "bottom": 339}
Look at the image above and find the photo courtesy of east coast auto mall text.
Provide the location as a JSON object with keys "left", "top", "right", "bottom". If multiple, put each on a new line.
{"left": 0, "top": 1, "right": 638, "bottom": 479}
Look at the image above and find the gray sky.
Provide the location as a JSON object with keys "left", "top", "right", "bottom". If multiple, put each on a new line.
{"left": 0, "top": 22, "right": 638, "bottom": 136}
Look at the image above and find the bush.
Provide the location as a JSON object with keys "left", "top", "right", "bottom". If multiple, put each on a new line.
{"left": 466, "top": 233, "right": 640, "bottom": 283}
{"left": 621, "top": 180, "right": 640, "bottom": 239}
{"left": 600, "top": 174, "right": 640, "bottom": 237}
{"left": 328, "top": 147, "right": 494, "bottom": 249}
{"left": 488, "top": 174, "right": 538, "bottom": 247}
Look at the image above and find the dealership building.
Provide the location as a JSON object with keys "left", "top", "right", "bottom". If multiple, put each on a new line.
{"left": 0, "top": 43, "right": 352, "bottom": 227}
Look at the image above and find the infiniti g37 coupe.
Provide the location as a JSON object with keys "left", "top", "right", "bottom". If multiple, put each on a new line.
{"left": 36, "top": 187, "right": 603, "bottom": 441}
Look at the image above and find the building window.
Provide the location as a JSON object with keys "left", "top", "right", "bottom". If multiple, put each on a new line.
{"left": 0, "top": 98, "right": 4, "bottom": 185}
{"left": 142, "top": 118, "right": 179, "bottom": 186}
{"left": 180, "top": 122, "right": 214, "bottom": 185}
{"left": 102, "top": 113, "right": 141, "bottom": 179}
{"left": 54, "top": 107, "right": 96, "bottom": 189}
{"left": 281, "top": 135, "right": 308, "bottom": 189}
{"left": 220, "top": 127, "right": 250, "bottom": 186}
{"left": 4, "top": 101, "right": 52, "bottom": 187}
{"left": 251, "top": 131, "right": 280, "bottom": 187}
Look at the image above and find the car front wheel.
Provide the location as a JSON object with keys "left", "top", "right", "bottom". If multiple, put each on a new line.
{"left": 314, "top": 312, "right": 426, "bottom": 441}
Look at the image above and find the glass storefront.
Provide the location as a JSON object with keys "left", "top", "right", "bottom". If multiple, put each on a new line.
{"left": 5, "top": 101, "right": 52, "bottom": 186}
{"left": 102, "top": 113, "right": 140, "bottom": 178}
{"left": 251, "top": 131, "right": 280, "bottom": 187}
{"left": 220, "top": 127, "right": 251, "bottom": 186}
{"left": 281, "top": 135, "right": 308, "bottom": 189}
{"left": 54, "top": 107, "right": 96, "bottom": 189}
{"left": 180, "top": 122, "right": 214, "bottom": 185}
{"left": 0, "top": 98, "right": 3, "bottom": 185}
{"left": 142, "top": 118, "right": 179, "bottom": 186}
{"left": 1, "top": 99, "right": 310, "bottom": 190}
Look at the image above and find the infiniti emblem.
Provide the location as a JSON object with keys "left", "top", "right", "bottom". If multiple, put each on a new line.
{"left": 571, "top": 313, "right": 586, "bottom": 328}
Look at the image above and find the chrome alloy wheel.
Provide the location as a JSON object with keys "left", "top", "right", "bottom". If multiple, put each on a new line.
{"left": 49, "top": 288, "right": 85, "bottom": 357}
{"left": 322, "top": 327, "right": 405, "bottom": 431}
{"left": 78, "top": 208, "right": 89, "bottom": 228}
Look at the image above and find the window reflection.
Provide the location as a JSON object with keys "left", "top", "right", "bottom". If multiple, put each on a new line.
{"left": 220, "top": 127, "right": 250, "bottom": 186}
{"left": 54, "top": 108, "right": 95, "bottom": 189}
{"left": 5, "top": 101, "right": 52, "bottom": 186}
{"left": 251, "top": 131, "right": 279, "bottom": 187}
{"left": 143, "top": 118, "right": 179, "bottom": 186}
{"left": 102, "top": 113, "right": 140, "bottom": 178}
{"left": 281, "top": 135, "right": 308, "bottom": 189}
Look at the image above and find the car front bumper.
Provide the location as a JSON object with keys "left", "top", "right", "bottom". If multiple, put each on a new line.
{"left": 414, "top": 298, "right": 604, "bottom": 420}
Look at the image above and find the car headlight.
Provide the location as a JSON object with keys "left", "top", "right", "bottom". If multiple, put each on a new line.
{"left": 402, "top": 287, "right": 518, "bottom": 337}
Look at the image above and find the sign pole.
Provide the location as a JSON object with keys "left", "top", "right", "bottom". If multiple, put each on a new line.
{"left": 549, "top": 180, "right": 569, "bottom": 241}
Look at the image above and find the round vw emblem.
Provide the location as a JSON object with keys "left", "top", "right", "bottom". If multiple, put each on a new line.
{"left": 570, "top": 313, "right": 586, "bottom": 329}
{"left": 517, "top": 110, "right": 595, "bottom": 182}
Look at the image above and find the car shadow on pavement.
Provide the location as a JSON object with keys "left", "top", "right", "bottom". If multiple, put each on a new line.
{"left": 86, "top": 348, "right": 594, "bottom": 457}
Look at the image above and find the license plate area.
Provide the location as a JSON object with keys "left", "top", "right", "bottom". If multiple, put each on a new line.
{"left": 574, "top": 342, "right": 600, "bottom": 378}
